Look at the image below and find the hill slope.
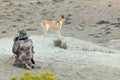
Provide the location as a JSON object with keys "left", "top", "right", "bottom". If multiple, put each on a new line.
{"left": 0, "top": 35, "right": 120, "bottom": 80}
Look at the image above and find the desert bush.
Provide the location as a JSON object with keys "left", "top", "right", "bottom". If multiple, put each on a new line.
{"left": 54, "top": 39, "right": 62, "bottom": 47}
{"left": 52, "top": 0, "right": 64, "bottom": 2}
{"left": 54, "top": 39, "right": 67, "bottom": 49}
{"left": 97, "top": 20, "right": 110, "bottom": 24}
{"left": 60, "top": 43, "right": 67, "bottom": 49}
{"left": 11, "top": 71, "right": 57, "bottom": 80}
{"left": 11, "top": 75, "right": 17, "bottom": 80}
{"left": 1, "top": 31, "right": 7, "bottom": 33}
{"left": 64, "top": 17, "right": 71, "bottom": 25}
{"left": 94, "top": 35, "right": 100, "bottom": 38}
{"left": 105, "top": 31, "right": 111, "bottom": 35}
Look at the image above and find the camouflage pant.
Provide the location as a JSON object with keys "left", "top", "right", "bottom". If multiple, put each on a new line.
{"left": 13, "top": 58, "right": 34, "bottom": 70}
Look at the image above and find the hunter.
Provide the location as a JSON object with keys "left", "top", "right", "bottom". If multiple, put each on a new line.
{"left": 12, "top": 29, "right": 35, "bottom": 70}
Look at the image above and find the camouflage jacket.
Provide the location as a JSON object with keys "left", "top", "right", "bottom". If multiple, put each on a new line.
{"left": 12, "top": 39, "right": 34, "bottom": 61}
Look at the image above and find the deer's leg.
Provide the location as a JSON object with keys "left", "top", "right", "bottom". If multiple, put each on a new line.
{"left": 43, "top": 26, "right": 49, "bottom": 36}
{"left": 57, "top": 26, "right": 61, "bottom": 36}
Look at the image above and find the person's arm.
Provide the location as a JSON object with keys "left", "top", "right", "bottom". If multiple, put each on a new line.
{"left": 32, "top": 46, "right": 35, "bottom": 54}
{"left": 12, "top": 42, "right": 19, "bottom": 54}
{"left": 29, "top": 39, "right": 35, "bottom": 54}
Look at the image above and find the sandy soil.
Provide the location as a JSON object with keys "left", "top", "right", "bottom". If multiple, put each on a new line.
{"left": 0, "top": 35, "right": 120, "bottom": 80}
{"left": 0, "top": 0, "right": 120, "bottom": 43}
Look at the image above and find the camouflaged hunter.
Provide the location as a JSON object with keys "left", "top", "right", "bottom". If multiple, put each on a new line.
{"left": 12, "top": 29, "right": 35, "bottom": 70}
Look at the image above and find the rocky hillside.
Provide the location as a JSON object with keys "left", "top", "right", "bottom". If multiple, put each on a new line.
{"left": 0, "top": 0, "right": 120, "bottom": 43}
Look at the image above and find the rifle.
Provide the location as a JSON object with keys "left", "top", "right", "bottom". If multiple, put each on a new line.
{"left": 5, "top": 54, "right": 15, "bottom": 64}
{"left": 5, "top": 27, "right": 19, "bottom": 64}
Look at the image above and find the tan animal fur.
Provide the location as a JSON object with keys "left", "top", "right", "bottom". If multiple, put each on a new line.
{"left": 41, "top": 15, "right": 65, "bottom": 36}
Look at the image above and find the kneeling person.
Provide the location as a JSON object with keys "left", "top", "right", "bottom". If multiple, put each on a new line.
{"left": 12, "top": 29, "right": 35, "bottom": 70}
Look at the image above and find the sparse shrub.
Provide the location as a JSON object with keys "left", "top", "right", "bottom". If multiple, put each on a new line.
{"left": 11, "top": 75, "right": 17, "bottom": 80}
{"left": 117, "top": 18, "right": 120, "bottom": 21}
{"left": 67, "top": 14, "right": 72, "bottom": 17}
{"left": 1, "top": 31, "right": 7, "bottom": 33}
{"left": 105, "top": 31, "right": 111, "bottom": 35}
{"left": 12, "top": 25, "right": 17, "bottom": 28}
{"left": 108, "top": 51, "right": 114, "bottom": 53}
{"left": 60, "top": 43, "right": 67, "bottom": 49}
{"left": 108, "top": 4, "right": 112, "bottom": 7}
{"left": 36, "top": 1, "right": 42, "bottom": 5}
{"left": 65, "top": 17, "right": 71, "bottom": 25}
{"left": 10, "top": 71, "right": 58, "bottom": 80}
{"left": 54, "top": 39, "right": 67, "bottom": 49}
{"left": 54, "top": 39, "right": 62, "bottom": 47}
{"left": 16, "top": 18, "right": 22, "bottom": 21}
{"left": 97, "top": 20, "right": 110, "bottom": 24}
{"left": 82, "top": 48, "right": 88, "bottom": 51}
{"left": 88, "top": 34, "right": 95, "bottom": 36}
{"left": 94, "top": 35, "right": 100, "bottom": 38}
{"left": 52, "top": 0, "right": 64, "bottom": 2}
{"left": 65, "top": 21, "right": 71, "bottom": 25}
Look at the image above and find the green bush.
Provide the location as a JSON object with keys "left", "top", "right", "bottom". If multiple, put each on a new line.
{"left": 60, "top": 43, "right": 67, "bottom": 49}
{"left": 54, "top": 39, "right": 67, "bottom": 49}
{"left": 11, "top": 75, "right": 17, "bottom": 80}
{"left": 54, "top": 39, "right": 62, "bottom": 47}
{"left": 11, "top": 71, "right": 57, "bottom": 80}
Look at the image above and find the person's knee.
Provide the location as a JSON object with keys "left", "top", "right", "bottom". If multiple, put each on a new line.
{"left": 13, "top": 60, "right": 24, "bottom": 68}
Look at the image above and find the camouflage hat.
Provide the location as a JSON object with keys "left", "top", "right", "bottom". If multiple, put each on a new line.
{"left": 18, "top": 29, "right": 28, "bottom": 39}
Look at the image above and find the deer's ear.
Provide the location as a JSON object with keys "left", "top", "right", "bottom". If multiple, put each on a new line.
{"left": 61, "top": 15, "right": 64, "bottom": 19}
